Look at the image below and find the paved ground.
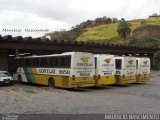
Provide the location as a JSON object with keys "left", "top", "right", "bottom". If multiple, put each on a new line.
{"left": 0, "top": 71, "right": 160, "bottom": 114}
{"left": 151, "top": 70, "right": 160, "bottom": 76}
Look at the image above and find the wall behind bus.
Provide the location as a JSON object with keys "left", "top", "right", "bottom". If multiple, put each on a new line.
{"left": 0, "top": 51, "right": 8, "bottom": 71}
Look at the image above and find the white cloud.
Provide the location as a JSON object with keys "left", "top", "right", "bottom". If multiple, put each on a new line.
{"left": 0, "top": 0, "right": 159, "bottom": 37}
{"left": 0, "top": 10, "right": 70, "bottom": 37}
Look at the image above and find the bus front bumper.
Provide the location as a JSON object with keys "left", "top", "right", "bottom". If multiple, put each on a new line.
{"left": 69, "top": 81, "right": 95, "bottom": 88}
{"left": 136, "top": 75, "right": 150, "bottom": 83}
{"left": 115, "top": 75, "right": 136, "bottom": 84}
{"left": 95, "top": 76, "right": 116, "bottom": 86}
{"left": 63, "top": 77, "right": 95, "bottom": 88}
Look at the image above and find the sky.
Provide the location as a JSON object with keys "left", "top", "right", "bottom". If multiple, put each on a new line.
{"left": 0, "top": 0, "right": 159, "bottom": 37}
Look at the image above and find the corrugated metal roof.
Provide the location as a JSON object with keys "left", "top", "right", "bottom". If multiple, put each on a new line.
{"left": 0, "top": 35, "right": 159, "bottom": 51}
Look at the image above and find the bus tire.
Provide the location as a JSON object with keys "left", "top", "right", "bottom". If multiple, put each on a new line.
{"left": 48, "top": 78, "right": 55, "bottom": 89}
{"left": 18, "top": 75, "right": 22, "bottom": 83}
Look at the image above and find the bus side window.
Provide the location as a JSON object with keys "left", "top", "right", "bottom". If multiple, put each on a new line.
{"left": 54, "top": 57, "right": 58, "bottom": 67}
{"left": 32, "top": 58, "right": 39, "bottom": 67}
{"left": 58, "top": 56, "right": 71, "bottom": 68}
{"left": 115, "top": 59, "right": 122, "bottom": 69}
{"left": 136, "top": 60, "right": 138, "bottom": 69}
{"left": 95, "top": 57, "right": 97, "bottom": 69}
{"left": 49, "top": 57, "right": 58, "bottom": 67}
{"left": 39, "top": 58, "right": 48, "bottom": 67}
{"left": 64, "top": 56, "right": 71, "bottom": 68}
{"left": 48, "top": 58, "right": 52, "bottom": 66}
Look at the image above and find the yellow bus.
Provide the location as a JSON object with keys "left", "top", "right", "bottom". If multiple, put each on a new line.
{"left": 136, "top": 57, "right": 150, "bottom": 83}
{"left": 115, "top": 56, "right": 136, "bottom": 84}
{"left": 94, "top": 54, "right": 116, "bottom": 86}
{"left": 14, "top": 52, "right": 95, "bottom": 88}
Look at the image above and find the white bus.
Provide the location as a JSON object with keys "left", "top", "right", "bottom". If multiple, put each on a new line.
{"left": 115, "top": 56, "right": 136, "bottom": 84}
{"left": 94, "top": 54, "right": 116, "bottom": 86}
{"left": 136, "top": 57, "right": 150, "bottom": 83}
{"left": 14, "top": 52, "right": 95, "bottom": 88}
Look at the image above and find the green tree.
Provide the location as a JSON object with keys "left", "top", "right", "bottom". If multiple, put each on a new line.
{"left": 117, "top": 18, "right": 132, "bottom": 39}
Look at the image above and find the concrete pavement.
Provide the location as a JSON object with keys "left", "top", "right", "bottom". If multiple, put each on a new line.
{"left": 151, "top": 70, "right": 160, "bottom": 77}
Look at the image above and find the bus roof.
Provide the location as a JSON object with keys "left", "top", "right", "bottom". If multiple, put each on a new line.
{"left": 94, "top": 54, "right": 114, "bottom": 57}
{"left": 135, "top": 57, "right": 150, "bottom": 59}
{"left": 62, "top": 52, "right": 92, "bottom": 55}
{"left": 16, "top": 52, "right": 92, "bottom": 59}
{"left": 114, "top": 56, "right": 135, "bottom": 59}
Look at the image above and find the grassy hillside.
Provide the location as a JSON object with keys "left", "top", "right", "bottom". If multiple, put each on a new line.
{"left": 76, "top": 23, "right": 118, "bottom": 41}
{"left": 76, "top": 17, "right": 160, "bottom": 43}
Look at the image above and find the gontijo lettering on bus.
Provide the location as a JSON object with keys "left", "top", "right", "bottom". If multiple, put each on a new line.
{"left": 38, "top": 68, "right": 55, "bottom": 74}
{"left": 37, "top": 68, "right": 71, "bottom": 75}
{"left": 102, "top": 58, "right": 114, "bottom": 67}
{"left": 141, "top": 61, "right": 149, "bottom": 67}
{"left": 77, "top": 56, "right": 93, "bottom": 66}
{"left": 126, "top": 60, "right": 135, "bottom": 68}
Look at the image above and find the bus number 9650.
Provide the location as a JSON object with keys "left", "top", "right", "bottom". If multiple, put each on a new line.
{"left": 59, "top": 70, "right": 70, "bottom": 74}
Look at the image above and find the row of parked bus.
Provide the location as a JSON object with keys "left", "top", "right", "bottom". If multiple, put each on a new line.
{"left": 13, "top": 52, "right": 150, "bottom": 88}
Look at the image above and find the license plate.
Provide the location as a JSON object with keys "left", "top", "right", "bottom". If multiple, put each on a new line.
{"left": 83, "top": 77, "right": 87, "bottom": 80}
{"left": 5, "top": 80, "right": 10, "bottom": 83}
{"left": 129, "top": 76, "right": 132, "bottom": 78}
{"left": 144, "top": 74, "right": 147, "bottom": 77}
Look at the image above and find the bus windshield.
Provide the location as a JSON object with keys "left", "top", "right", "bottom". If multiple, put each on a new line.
{"left": 115, "top": 59, "right": 122, "bottom": 69}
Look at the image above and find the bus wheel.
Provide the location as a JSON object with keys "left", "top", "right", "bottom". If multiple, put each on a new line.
{"left": 48, "top": 78, "right": 55, "bottom": 88}
{"left": 18, "top": 75, "right": 22, "bottom": 83}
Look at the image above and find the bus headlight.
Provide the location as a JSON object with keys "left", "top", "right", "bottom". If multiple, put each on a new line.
{"left": 72, "top": 75, "right": 75, "bottom": 81}
{"left": 123, "top": 74, "right": 125, "bottom": 79}
{"left": 139, "top": 74, "right": 141, "bottom": 77}
{"left": 98, "top": 75, "right": 101, "bottom": 79}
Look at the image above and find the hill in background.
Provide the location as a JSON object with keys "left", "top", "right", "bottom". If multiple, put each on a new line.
{"left": 76, "top": 17, "right": 160, "bottom": 44}
{"left": 44, "top": 15, "right": 160, "bottom": 46}
{"left": 44, "top": 16, "right": 118, "bottom": 41}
